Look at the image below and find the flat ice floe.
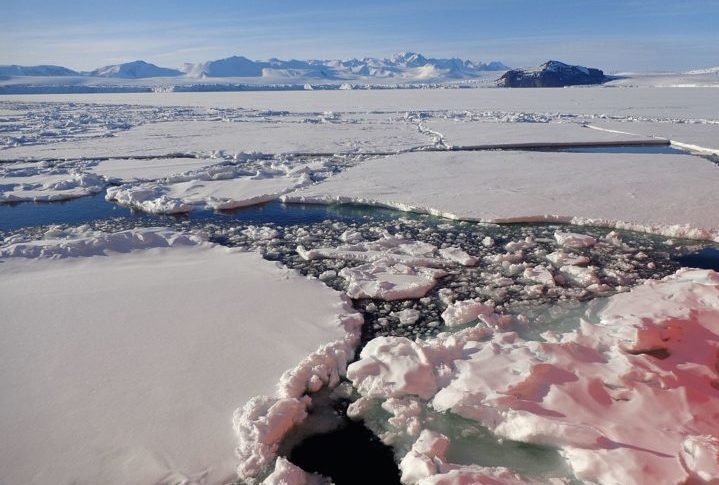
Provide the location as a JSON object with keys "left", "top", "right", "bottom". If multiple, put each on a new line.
{"left": 347, "top": 268, "right": 719, "bottom": 483}
{"left": 421, "top": 119, "right": 657, "bottom": 148}
{"left": 284, "top": 150, "right": 719, "bottom": 241}
{"left": 0, "top": 119, "right": 432, "bottom": 160}
{"left": 0, "top": 228, "right": 361, "bottom": 484}
{"left": 88, "top": 156, "right": 217, "bottom": 182}
{"left": 587, "top": 120, "right": 719, "bottom": 155}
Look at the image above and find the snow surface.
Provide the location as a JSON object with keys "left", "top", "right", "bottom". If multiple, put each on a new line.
{"left": 88, "top": 156, "right": 217, "bottom": 182}
{"left": 0, "top": 119, "right": 430, "bottom": 160}
{"left": 0, "top": 162, "right": 105, "bottom": 202}
{"left": 348, "top": 268, "right": 719, "bottom": 483}
{"left": 0, "top": 228, "right": 360, "bottom": 485}
{"left": 422, "top": 119, "right": 656, "bottom": 148}
{"left": 105, "top": 159, "right": 322, "bottom": 213}
{"left": 284, "top": 150, "right": 719, "bottom": 241}
{"left": 607, "top": 68, "right": 719, "bottom": 88}
{"left": 587, "top": 120, "right": 719, "bottom": 155}
{"left": 3, "top": 87, "right": 719, "bottom": 120}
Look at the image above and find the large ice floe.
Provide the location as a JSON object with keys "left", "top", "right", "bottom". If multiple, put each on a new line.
{"left": 347, "top": 268, "right": 719, "bottom": 484}
{"left": 420, "top": 119, "right": 658, "bottom": 149}
{"left": 586, "top": 120, "right": 719, "bottom": 155}
{"left": 0, "top": 118, "right": 432, "bottom": 160}
{"left": 0, "top": 227, "right": 362, "bottom": 484}
{"left": 284, "top": 150, "right": 719, "bottom": 242}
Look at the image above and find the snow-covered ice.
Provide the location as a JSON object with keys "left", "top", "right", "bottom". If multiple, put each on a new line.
{"left": 1, "top": 87, "right": 718, "bottom": 484}
{"left": 89, "top": 156, "right": 217, "bottom": 182}
{"left": 587, "top": 120, "right": 719, "bottom": 155}
{"left": 0, "top": 162, "right": 105, "bottom": 202}
{"left": 0, "top": 119, "right": 431, "bottom": 161}
{"left": 0, "top": 228, "right": 360, "bottom": 485}
{"left": 285, "top": 150, "right": 719, "bottom": 241}
{"left": 422, "top": 119, "right": 657, "bottom": 148}
{"left": 105, "top": 161, "right": 317, "bottom": 213}
{"left": 348, "top": 268, "right": 719, "bottom": 483}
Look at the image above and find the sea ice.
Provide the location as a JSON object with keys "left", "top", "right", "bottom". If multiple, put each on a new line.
{"left": 349, "top": 268, "right": 719, "bottom": 483}
{"left": 285, "top": 150, "right": 719, "bottom": 241}
{"left": 0, "top": 228, "right": 360, "bottom": 485}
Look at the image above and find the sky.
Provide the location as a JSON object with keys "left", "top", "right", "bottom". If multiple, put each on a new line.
{"left": 1, "top": 0, "right": 718, "bottom": 72}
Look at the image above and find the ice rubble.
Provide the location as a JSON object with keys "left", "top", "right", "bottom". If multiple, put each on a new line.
{"left": 88, "top": 156, "right": 217, "bottom": 182}
{"left": 347, "top": 268, "right": 719, "bottom": 484}
{"left": 105, "top": 160, "right": 321, "bottom": 213}
{"left": 284, "top": 150, "right": 719, "bottom": 242}
{"left": 0, "top": 227, "right": 362, "bottom": 485}
{"left": 297, "top": 236, "right": 480, "bottom": 301}
{"left": 0, "top": 162, "right": 105, "bottom": 202}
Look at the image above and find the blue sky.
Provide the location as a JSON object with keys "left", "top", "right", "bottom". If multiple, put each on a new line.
{"left": 1, "top": 0, "right": 718, "bottom": 72}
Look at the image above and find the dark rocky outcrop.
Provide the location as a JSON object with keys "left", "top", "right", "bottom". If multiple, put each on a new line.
{"left": 497, "top": 60, "right": 607, "bottom": 87}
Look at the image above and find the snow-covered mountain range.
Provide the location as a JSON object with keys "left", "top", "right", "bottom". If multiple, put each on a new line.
{"left": 1, "top": 52, "right": 508, "bottom": 81}
{"left": 89, "top": 60, "right": 183, "bottom": 79}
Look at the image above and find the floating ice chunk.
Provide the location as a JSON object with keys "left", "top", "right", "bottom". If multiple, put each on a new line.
{"left": 298, "top": 236, "right": 445, "bottom": 268}
{"left": 400, "top": 430, "right": 450, "bottom": 485}
{"left": 504, "top": 237, "right": 536, "bottom": 252}
{"left": 546, "top": 250, "right": 590, "bottom": 267}
{"left": 393, "top": 308, "right": 422, "bottom": 326}
{"left": 242, "top": 225, "right": 280, "bottom": 241}
{"left": 680, "top": 435, "right": 719, "bottom": 482}
{"left": 438, "top": 288, "right": 455, "bottom": 306}
{"left": 262, "top": 457, "right": 329, "bottom": 485}
{"left": 554, "top": 232, "right": 597, "bottom": 249}
{"left": 105, "top": 184, "right": 192, "bottom": 214}
{"left": 522, "top": 265, "right": 556, "bottom": 287}
{"left": 441, "top": 299, "right": 496, "bottom": 327}
{"left": 235, "top": 396, "right": 309, "bottom": 482}
{"left": 381, "top": 397, "right": 424, "bottom": 442}
{"left": 339, "top": 262, "right": 447, "bottom": 301}
{"left": 482, "top": 237, "right": 495, "bottom": 248}
{"left": 318, "top": 270, "right": 337, "bottom": 281}
{"left": 559, "top": 264, "right": 600, "bottom": 287}
{"left": 347, "top": 337, "right": 438, "bottom": 400}
{"left": 602, "top": 230, "right": 624, "bottom": 246}
{"left": 438, "top": 247, "right": 479, "bottom": 266}
{"left": 340, "top": 229, "right": 364, "bottom": 243}
{"left": 0, "top": 171, "right": 105, "bottom": 202}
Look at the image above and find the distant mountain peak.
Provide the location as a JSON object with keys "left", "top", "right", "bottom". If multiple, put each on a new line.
{"left": 0, "top": 64, "right": 79, "bottom": 77}
{"left": 90, "top": 60, "right": 182, "bottom": 79}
